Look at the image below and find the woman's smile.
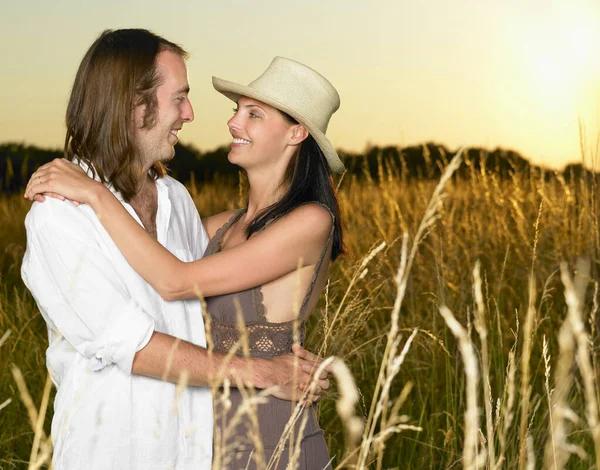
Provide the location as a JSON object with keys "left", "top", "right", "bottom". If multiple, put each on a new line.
{"left": 231, "top": 137, "right": 252, "bottom": 146}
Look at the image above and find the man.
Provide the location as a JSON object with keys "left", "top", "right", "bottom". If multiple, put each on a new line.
{"left": 21, "top": 29, "right": 327, "bottom": 469}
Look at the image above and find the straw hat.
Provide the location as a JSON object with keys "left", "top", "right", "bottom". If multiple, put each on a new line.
{"left": 212, "top": 57, "right": 344, "bottom": 173}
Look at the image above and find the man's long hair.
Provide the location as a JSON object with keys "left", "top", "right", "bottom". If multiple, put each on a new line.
{"left": 64, "top": 29, "right": 187, "bottom": 201}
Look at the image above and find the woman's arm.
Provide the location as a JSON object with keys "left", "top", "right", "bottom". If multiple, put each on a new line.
{"left": 91, "top": 187, "right": 332, "bottom": 300}
{"left": 25, "top": 159, "right": 333, "bottom": 301}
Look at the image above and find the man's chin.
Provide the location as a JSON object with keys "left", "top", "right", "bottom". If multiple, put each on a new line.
{"left": 161, "top": 147, "right": 176, "bottom": 162}
{"left": 149, "top": 151, "right": 175, "bottom": 173}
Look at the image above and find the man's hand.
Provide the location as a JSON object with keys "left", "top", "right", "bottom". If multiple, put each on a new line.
{"left": 255, "top": 345, "right": 331, "bottom": 405}
{"left": 292, "top": 344, "right": 332, "bottom": 406}
{"left": 132, "top": 333, "right": 332, "bottom": 407}
{"left": 292, "top": 344, "right": 331, "bottom": 377}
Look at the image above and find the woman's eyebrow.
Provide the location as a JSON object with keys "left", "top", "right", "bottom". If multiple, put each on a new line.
{"left": 244, "top": 104, "right": 265, "bottom": 112}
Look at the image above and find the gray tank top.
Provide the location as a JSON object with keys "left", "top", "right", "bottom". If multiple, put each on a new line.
{"left": 204, "top": 205, "right": 334, "bottom": 358}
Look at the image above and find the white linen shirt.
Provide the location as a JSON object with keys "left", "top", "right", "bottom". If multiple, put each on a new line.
{"left": 21, "top": 175, "right": 213, "bottom": 470}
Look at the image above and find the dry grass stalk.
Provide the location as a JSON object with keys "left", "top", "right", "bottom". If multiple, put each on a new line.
{"left": 526, "top": 435, "right": 535, "bottom": 470}
{"left": 473, "top": 260, "right": 496, "bottom": 470}
{"left": 10, "top": 365, "right": 49, "bottom": 442}
{"left": 388, "top": 381, "right": 414, "bottom": 425}
{"left": 214, "top": 300, "right": 269, "bottom": 470}
{"left": 212, "top": 363, "right": 274, "bottom": 469}
{"left": 439, "top": 305, "right": 484, "bottom": 469}
{"left": 335, "top": 380, "right": 416, "bottom": 468}
{"left": 10, "top": 365, "right": 53, "bottom": 470}
{"left": 233, "top": 382, "right": 268, "bottom": 470}
{"left": 221, "top": 378, "right": 270, "bottom": 469}
{"left": 288, "top": 409, "right": 312, "bottom": 470}
{"left": 591, "top": 281, "right": 600, "bottom": 424}
{"left": 28, "top": 373, "right": 52, "bottom": 470}
{"left": 286, "top": 259, "right": 304, "bottom": 469}
{"left": 330, "top": 358, "right": 364, "bottom": 468}
{"left": 543, "top": 279, "right": 576, "bottom": 469}
{"left": 213, "top": 377, "right": 231, "bottom": 470}
{"left": 173, "top": 369, "right": 189, "bottom": 412}
{"left": 375, "top": 328, "right": 421, "bottom": 469}
{"left": 560, "top": 258, "right": 600, "bottom": 469}
{"left": 374, "top": 328, "right": 419, "bottom": 469}
{"left": 517, "top": 200, "right": 544, "bottom": 468}
{"left": 359, "top": 149, "right": 464, "bottom": 468}
{"left": 357, "top": 233, "right": 409, "bottom": 468}
{"left": 496, "top": 349, "right": 516, "bottom": 470}
{"left": 319, "top": 241, "right": 386, "bottom": 357}
{"left": 264, "top": 356, "right": 342, "bottom": 470}
{"left": 0, "top": 328, "right": 11, "bottom": 348}
{"left": 518, "top": 277, "right": 536, "bottom": 470}
{"left": 0, "top": 398, "right": 11, "bottom": 412}
{"left": 543, "top": 335, "right": 556, "bottom": 467}
{"left": 160, "top": 336, "right": 181, "bottom": 382}
{"left": 285, "top": 369, "right": 316, "bottom": 470}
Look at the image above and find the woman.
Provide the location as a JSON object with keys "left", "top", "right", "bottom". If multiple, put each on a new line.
{"left": 25, "top": 57, "right": 344, "bottom": 469}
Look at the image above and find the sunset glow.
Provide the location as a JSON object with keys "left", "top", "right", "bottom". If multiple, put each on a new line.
{"left": 525, "top": 4, "right": 599, "bottom": 106}
{"left": 1, "top": 0, "right": 599, "bottom": 169}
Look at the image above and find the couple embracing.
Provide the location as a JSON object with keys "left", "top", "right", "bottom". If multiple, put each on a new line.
{"left": 21, "top": 28, "right": 345, "bottom": 470}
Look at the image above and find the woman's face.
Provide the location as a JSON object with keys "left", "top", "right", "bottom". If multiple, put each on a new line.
{"left": 226, "top": 96, "right": 297, "bottom": 171}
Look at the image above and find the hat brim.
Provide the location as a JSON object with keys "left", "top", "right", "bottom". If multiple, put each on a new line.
{"left": 212, "top": 76, "right": 345, "bottom": 174}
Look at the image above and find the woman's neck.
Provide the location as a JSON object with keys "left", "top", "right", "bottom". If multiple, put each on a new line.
{"left": 244, "top": 169, "right": 287, "bottom": 220}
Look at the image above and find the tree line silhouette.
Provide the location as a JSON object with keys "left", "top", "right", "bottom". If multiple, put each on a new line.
{"left": 0, "top": 141, "right": 595, "bottom": 194}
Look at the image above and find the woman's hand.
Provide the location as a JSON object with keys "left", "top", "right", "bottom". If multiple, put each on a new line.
{"left": 24, "top": 158, "right": 103, "bottom": 206}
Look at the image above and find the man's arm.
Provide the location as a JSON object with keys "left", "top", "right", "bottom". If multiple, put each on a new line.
{"left": 21, "top": 200, "right": 158, "bottom": 373}
{"left": 132, "top": 332, "right": 330, "bottom": 401}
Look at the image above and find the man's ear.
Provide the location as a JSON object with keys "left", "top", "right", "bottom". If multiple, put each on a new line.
{"left": 132, "top": 103, "right": 147, "bottom": 129}
{"left": 290, "top": 125, "right": 309, "bottom": 144}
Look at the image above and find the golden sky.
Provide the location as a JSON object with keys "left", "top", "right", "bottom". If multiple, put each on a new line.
{"left": 1, "top": 0, "right": 599, "bottom": 169}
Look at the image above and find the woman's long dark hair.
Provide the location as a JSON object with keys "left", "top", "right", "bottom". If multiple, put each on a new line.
{"left": 245, "top": 113, "right": 345, "bottom": 260}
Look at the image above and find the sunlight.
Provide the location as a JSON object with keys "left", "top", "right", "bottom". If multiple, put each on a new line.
{"left": 565, "top": 21, "right": 596, "bottom": 69}
{"left": 524, "top": 3, "right": 600, "bottom": 112}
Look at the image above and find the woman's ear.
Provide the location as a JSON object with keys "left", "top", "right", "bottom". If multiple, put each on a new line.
{"left": 291, "top": 125, "right": 309, "bottom": 144}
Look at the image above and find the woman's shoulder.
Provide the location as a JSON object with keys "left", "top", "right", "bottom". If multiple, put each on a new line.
{"left": 202, "top": 209, "right": 242, "bottom": 239}
{"left": 250, "top": 203, "right": 333, "bottom": 265}
{"left": 287, "top": 202, "right": 333, "bottom": 225}
{"left": 269, "top": 203, "right": 333, "bottom": 239}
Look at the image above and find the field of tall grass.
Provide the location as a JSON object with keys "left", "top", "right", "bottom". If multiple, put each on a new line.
{"left": 1, "top": 147, "right": 599, "bottom": 469}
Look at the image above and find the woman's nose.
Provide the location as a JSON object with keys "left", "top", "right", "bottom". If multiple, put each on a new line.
{"left": 227, "top": 113, "right": 241, "bottom": 132}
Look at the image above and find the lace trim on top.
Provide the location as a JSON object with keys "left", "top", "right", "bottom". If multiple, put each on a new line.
{"left": 204, "top": 209, "right": 246, "bottom": 256}
{"left": 210, "top": 319, "right": 299, "bottom": 358}
{"left": 252, "top": 286, "right": 267, "bottom": 322}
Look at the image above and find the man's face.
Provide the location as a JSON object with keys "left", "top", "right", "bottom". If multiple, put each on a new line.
{"left": 134, "top": 50, "right": 194, "bottom": 168}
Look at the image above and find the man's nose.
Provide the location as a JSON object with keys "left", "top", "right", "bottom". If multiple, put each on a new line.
{"left": 182, "top": 99, "right": 194, "bottom": 123}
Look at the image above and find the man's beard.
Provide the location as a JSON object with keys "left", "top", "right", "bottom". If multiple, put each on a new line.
{"left": 134, "top": 139, "right": 174, "bottom": 173}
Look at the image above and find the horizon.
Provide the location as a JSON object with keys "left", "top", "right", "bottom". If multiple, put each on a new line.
{"left": 2, "top": 139, "right": 589, "bottom": 175}
{"left": 1, "top": 1, "right": 599, "bottom": 170}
